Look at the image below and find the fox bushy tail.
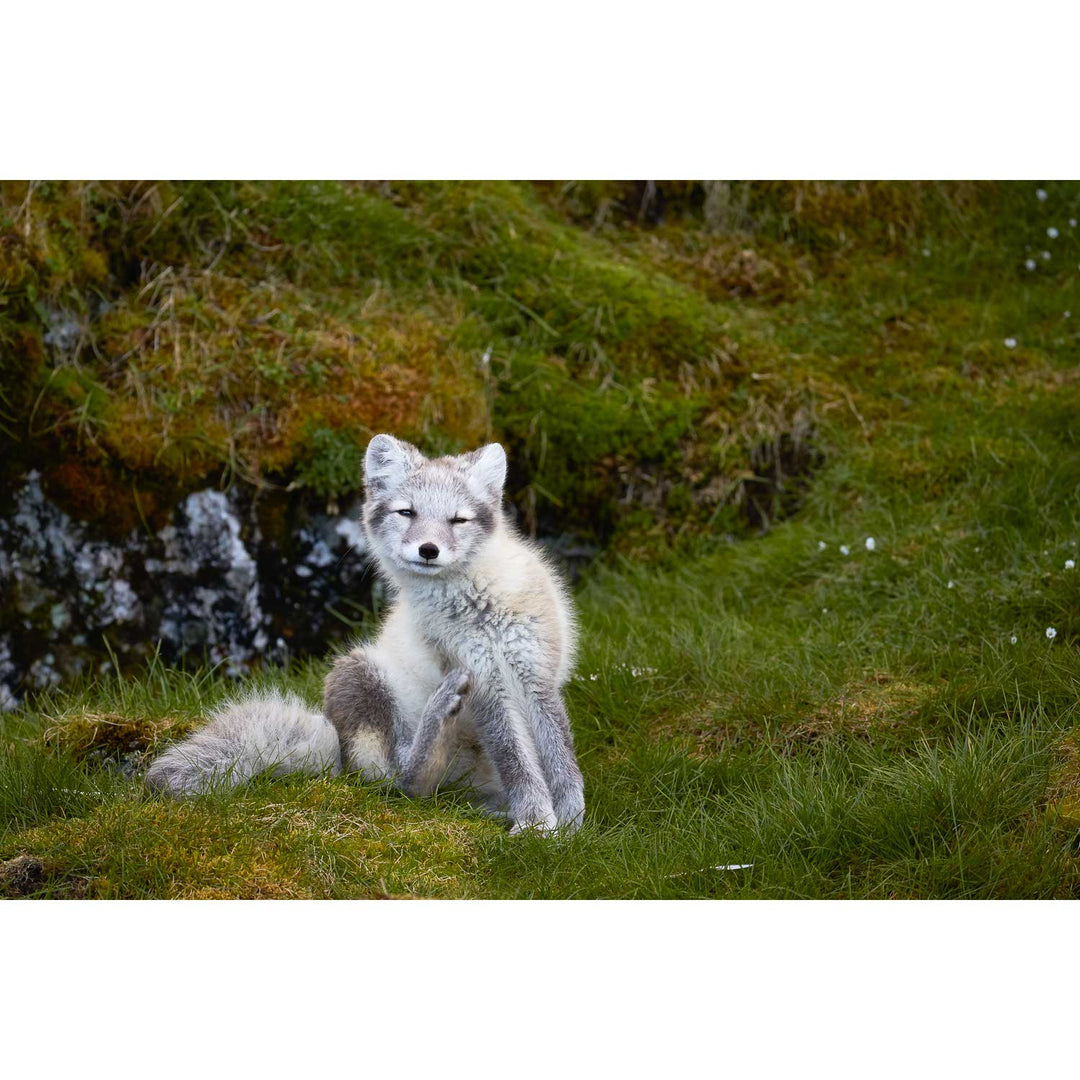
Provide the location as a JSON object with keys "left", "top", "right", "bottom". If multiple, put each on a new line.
{"left": 144, "top": 691, "right": 342, "bottom": 796}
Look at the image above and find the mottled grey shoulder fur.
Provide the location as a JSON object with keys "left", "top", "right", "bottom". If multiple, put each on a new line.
{"left": 144, "top": 433, "right": 585, "bottom": 835}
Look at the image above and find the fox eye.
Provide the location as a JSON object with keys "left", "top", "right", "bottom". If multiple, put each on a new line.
{"left": 397, "top": 509, "right": 413, "bottom": 517}
{"left": 450, "top": 516, "right": 469, "bottom": 525}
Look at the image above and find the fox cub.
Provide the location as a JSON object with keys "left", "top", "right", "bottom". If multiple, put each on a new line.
{"left": 145, "top": 434, "right": 585, "bottom": 834}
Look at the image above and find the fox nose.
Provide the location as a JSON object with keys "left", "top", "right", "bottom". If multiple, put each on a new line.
{"left": 418, "top": 542, "right": 440, "bottom": 561}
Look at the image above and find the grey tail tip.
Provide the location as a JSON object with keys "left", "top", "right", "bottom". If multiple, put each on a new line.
{"left": 143, "top": 761, "right": 201, "bottom": 798}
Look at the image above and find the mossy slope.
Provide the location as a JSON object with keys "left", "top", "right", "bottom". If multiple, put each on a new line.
{"left": 9, "top": 180, "right": 1061, "bottom": 548}
{"left": 2, "top": 180, "right": 1080, "bottom": 898}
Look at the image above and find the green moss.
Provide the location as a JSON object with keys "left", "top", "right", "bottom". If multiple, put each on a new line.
{"left": 0, "top": 780, "right": 485, "bottom": 899}
{"left": 495, "top": 353, "right": 709, "bottom": 539}
{"left": 294, "top": 424, "right": 367, "bottom": 500}
{"left": 1, "top": 179, "right": 763, "bottom": 541}
{"left": 3, "top": 179, "right": 1078, "bottom": 552}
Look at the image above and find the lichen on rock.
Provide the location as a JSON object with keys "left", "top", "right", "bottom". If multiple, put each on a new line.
{"left": 0, "top": 472, "right": 370, "bottom": 706}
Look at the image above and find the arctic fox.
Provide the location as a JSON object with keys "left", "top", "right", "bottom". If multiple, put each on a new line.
{"left": 145, "top": 434, "right": 585, "bottom": 835}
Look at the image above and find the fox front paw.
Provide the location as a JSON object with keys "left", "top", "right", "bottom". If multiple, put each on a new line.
{"left": 553, "top": 790, "right": 585, "bottom": 833}
{"left": 508, "top": 809, "right": 560, "bottom": 837}
{"left": 433, "top": 667, "right": 471, "bottom": 718}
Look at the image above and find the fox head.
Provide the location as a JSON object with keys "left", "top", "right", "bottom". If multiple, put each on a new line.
{"left": 362, "top": 434, "right": 507, "bottom": 579}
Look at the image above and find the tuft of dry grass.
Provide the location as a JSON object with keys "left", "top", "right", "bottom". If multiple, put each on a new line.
{"left": 39, "top": 709, "right": 193, "bottom": 761}
{"left": 1045, "top": 734, "right": 1080, "bottom": 827}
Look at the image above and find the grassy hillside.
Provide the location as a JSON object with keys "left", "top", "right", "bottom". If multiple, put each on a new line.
{"left": 2, "top": 180, "right": 1079, "bottom": 897}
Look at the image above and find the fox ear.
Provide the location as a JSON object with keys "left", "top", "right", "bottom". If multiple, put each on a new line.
{"left": 463, "top": 443, "right": 507, "bottom": 501}
{"left": 365, "top": 434, "right": 423, "bottom": 493}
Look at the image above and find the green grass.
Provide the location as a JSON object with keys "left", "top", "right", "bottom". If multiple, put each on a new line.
{"left": 3, "top": 453, "right": 1079, "bottom": 897}
{"left": 2, "top": 180, "right": 1080, "bottom": 897}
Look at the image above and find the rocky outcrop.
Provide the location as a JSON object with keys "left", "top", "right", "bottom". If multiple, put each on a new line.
{"left": 0, "top": 472, "right": 371, "bottom": 709}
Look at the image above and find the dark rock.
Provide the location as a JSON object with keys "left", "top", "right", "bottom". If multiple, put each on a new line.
{"left": 0, "top": 855, "right": 45, "bottom": 897}
{"left": 0, "top": 472, "right": 373, "bottom": 707}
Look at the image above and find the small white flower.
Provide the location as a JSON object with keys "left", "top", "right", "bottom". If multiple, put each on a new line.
{"left": 821, "top": 608, "right": 829, "bottom": 614}
{"left": 1046, "top": 626, "right": 1057, "bottom": 640}
{"left": 589, "top": 673, "right": 598, "bottom": 681}
{"left": 1066, "top": 559, "right": 1076, "bottom": 570}
{"left": 1071, "top": 219, "right": 1078, "bottom": 228}
{"left": 922, "top": 248, "right": 931, "bottom": 257}
{"left": 1004, "top": 337, "right": 1017, "bottom": 348}
{"left": 1048, "top": 227, "right": 1059, "bottom": 239}
{"left": 839, "top": 544, "right": 850, "bottom": 556}
{"left": 947, "top": 580, "right": 955, "bottom": 589}
{"left": 818, "top": 540, "right": 826, "bottom": 551}
{"left": 1010, "top": 635, "right": 1018, "bottom": 645}
{"left": 1065, "top": 312, "right": 1072, "bottom": 319}
{"left": 1036, "top": 189, "right": 1048, "bottom": 201}
{"left": 865, "top": 537, "right": 876, "bottom": 551}
{"left": 1042, "top": 251, "right": 1052, "bottom": 261}
{"left": 1025, "top": 258, "right": 1037, "bottom": 271}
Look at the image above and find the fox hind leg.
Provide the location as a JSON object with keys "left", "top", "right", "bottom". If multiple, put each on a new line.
{"left": 324, "top": 653, "right": 471, "bottom": 794}
{"left": 323, "top": 652, "right": 400, "bottom": 781}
